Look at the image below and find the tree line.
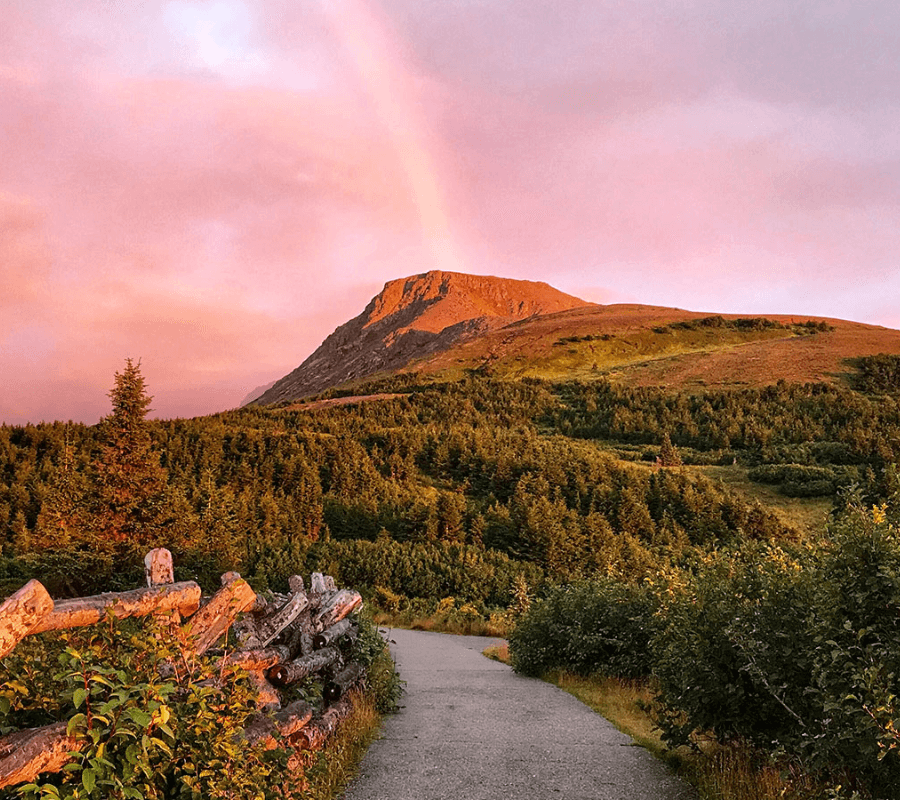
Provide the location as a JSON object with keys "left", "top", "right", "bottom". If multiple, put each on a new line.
{"left": 0, "top": 368, "right": 815, "bottom": 601}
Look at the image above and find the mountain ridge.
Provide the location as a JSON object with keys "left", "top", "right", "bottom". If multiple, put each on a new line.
{"left": 250, "top": 271, "right": 900, "bottom": 406}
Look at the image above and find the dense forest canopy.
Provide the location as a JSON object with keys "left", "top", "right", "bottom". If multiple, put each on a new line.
{"left": 3, "top": 360, "right": 899, "bottom": 604}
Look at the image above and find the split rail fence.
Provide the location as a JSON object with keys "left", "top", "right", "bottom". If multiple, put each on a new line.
{"left": 0, "top": 548, "right": 365, "bottom": 790}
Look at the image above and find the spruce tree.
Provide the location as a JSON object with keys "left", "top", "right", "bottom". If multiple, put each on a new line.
{"left": 89, "top": 359, "right": 170, "bottom": 553}
{"left": 33, "top": 431, "right": 89, "bottom": 551}
{"left": 658, "top": 432, "right": 683, "bottom": 467}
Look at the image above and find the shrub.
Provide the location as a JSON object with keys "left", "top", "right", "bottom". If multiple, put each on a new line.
{"left": 748, "top": 464, "right": 835, "bottom": 485}
{"left": 853, "top": 354, "right": 900, "bottom": 394}
{"left": 349, "top": 610, "right": 403, "bottom": 714}
{"left": 651, "top": 544, "right": 817, "bottom": 750}
{"left": 1, "top": 617, "right": 298, "bottom": 800}
{"left": 652, "top": 500, "right": 900, "bottom": 797}
{"left": 508, "top": 579, "right": 656, "bottom": 679}
{"left": 800, "top": 502, "right": 900, "bottom": 795}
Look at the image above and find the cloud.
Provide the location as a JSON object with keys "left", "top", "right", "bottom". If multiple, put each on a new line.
{"left": 0, "top": 194, "right": 52, "bottom": 310}
{"left": 1, "top": 1, "right": 899, "bottom": 423}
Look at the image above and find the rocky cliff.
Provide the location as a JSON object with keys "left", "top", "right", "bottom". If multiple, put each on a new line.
{"left": 252, "top": 271, "right": 591, "bottom": 405}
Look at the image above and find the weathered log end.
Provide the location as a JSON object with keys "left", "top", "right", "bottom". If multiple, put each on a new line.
{"left": 323, "top": 662, "right": 363, "bottom": 704}
{"left": 312, "top": 618, "right": 352, "bottom": 651}
{"left": 144, "top": 548, "right": 174, "bottom": 587}
{"left": 309, "top": 572, "right": 327, "bottom": 596}
{"left": 221, "top": 571, "right": 242, "bottom": 587}
{"left": 0, "top": 579, "right": 54, "bottom": 659}
{"left": 314, "top": 589, "right": 363, "bottom": 631}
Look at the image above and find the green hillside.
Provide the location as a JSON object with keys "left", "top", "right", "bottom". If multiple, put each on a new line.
{"left": 4, "top": 368, "right": 900, "bottom": 600}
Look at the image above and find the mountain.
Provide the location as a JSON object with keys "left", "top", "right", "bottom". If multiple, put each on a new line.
{"left": 252, "top": 271, "right": 590, "bottom": 405}
{"left": 240, "top": 380, "right": 277, "bottom": 407}
{"left": 251, "top": 271, "right": 900, "bottom": 405}
{"left": 414, "top": 303, "right": 900, "bottom": 390}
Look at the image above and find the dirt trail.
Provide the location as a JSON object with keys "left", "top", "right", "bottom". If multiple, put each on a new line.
{"left": 342, "top": 629, "right": 696, "bottom": 800}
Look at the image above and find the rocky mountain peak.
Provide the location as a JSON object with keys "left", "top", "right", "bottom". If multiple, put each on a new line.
{"left": 251, "top": 271, "right": 590, "bottom": 405}
{"left": 365, "top": 270, "right": 584, "bottom": 332}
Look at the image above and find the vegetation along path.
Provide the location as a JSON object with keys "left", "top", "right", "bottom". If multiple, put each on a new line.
{"left": 343, "top": 629, "right": 695, "bottom": 800}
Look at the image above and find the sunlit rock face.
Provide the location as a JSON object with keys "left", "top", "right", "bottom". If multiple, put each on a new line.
{"left": 252, "top": 270, "right": 590, "bottom": 405}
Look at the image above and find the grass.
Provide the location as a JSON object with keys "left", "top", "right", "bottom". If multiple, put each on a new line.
{"left": 482, "top": 642, "right": 509, "bottom": 662}
{"left": 421, "top": 323, "right": 805, "bottom": 385}
{"left": 694, "top": 464, "right": 831, "bottom": 538}
{"left": 483, "top": 645, "right": 825, "bottom": 800}
{"left": 372, "top": 609, "right": 511, "bottom": 637}
{"left": 304, "top": 688, "right": 382, "bottom": 799}
{"left": 304, "top": 640, "right": 402, "bottom": 799}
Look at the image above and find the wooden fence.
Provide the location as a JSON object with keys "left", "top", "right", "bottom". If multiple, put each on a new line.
{"left": 0, "top": 548, "right": 364, "bottom": 790}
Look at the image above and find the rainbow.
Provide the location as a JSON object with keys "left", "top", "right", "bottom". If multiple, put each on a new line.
{"left": 322, "top": 0, "right": 465, "bottom": 274}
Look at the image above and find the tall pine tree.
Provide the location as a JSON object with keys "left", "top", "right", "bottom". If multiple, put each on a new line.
{"left": 89, "top": 359, "right": 170, "bottom": 550}
{"left": 657, "top": 432, "right": 683, "bottom": 467}
{"left": 85, "top": 359, "right": 203, "bottom": 588}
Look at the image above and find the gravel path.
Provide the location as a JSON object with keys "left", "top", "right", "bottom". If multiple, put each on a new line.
{"left": 342, "top": 628, "right": 696, "bottom": 800}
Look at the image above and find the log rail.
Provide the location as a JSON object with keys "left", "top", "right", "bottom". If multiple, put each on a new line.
{"left": 0, "top": 548, "right": 366, "bottom": 790}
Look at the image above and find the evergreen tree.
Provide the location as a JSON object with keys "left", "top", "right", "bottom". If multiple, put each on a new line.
{"left": 91, "top": 358, "right": 170, "bottom": 554}
{"left": 32, "top": 431, "right": 89, "bottom": 551}
{"left": 657, "top": 432, "right": 683, "bottom": 467}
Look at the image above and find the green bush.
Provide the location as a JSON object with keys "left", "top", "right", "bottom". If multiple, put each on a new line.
{"left": 652, "top": 500, "right": 900, "bottom": 797}
{"left": 854, "top": 354, "right": 900, "bottom": 394}
{"left": 651, "top": 544, "right": 817, "bottom": 749}
{"left": 348, "top": 610, "right": 403, "bottom": 714}
{"left": 748, "top": 463, "right": 835, "bottom": 485}
{"left": 799, "top": 502, "right": 900, "bottom": 796}
{"left": 1, "top": 618, "right": 298, "bottom": 800}
{"left": 508, "top": 579, "right": 656, "bottom": 679}
{"left": 780, "top": 479, "right": 834, "bottom": 497}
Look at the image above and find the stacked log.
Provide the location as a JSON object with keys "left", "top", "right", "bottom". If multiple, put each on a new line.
{"left": 268, "top": 647, "right": 341, "bottom": 687}
{"left": 313, "top": 618, "right": 354, "bottom": 650}
{"left": 323, "top": 663, "right": 364, "bottom": 703}
{"left": 0, "top": 550, "right": 370, "bottom": 791}
{"left": 0, "top": 580, "right": 53, "bottom": 658}
{"left": 184, "top": 578, "right": 256, "bottom": 655}
{"left": 0, "top": 723, "right": 74, "bottom": 789}
{"left": 296, "top": 692, "right": 359, "bottom": 750}
{"left": 314, "top": 589, "right": 363, "bottom": 632}
{"left": 31, "top": 582, "right": 202, "bottom": 635}
{"left": 245, "top": 700, "right": 315, "bottom": 748}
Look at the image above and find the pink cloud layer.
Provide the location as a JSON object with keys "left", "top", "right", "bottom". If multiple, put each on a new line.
{"left": 2, "top": 1, "right": 899, "bottom": 423}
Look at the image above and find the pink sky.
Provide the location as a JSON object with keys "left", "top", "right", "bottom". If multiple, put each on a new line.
{"left": 2, "top": 0, "right": 899, "bottom": 424}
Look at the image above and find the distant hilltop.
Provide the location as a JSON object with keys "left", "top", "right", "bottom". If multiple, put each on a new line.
{"left": 248, "top": 270, "right": 900, "bottom": 406}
